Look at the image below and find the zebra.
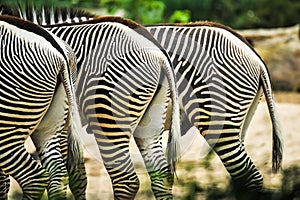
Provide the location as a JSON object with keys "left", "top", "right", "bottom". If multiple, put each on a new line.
{"left": 0, "top": 15, "right": 83, "bottom": 199}
{"left": 146, "top": 23, "right": 283, "bottom": 197}
{"left": 3, "top": 5, "right": 283, "bottom": 198}
{"left": 1, "top": 4, "right": 182, "bottom": 199}
{"left": 49, "top": 17, "right": 181, "bottom": 200}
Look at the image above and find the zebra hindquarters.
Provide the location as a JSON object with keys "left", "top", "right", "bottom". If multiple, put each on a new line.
{"left": 134, "top": 76, "right": 174, "bottom": 200}
{"left": 0, "top": 15, "right": 81, "bottom": 200}
{"left": 81, "top": 63, "right": 160, "bottom": 199}
{"left": 179, "top": 62, "right": 264, "bottom": 197}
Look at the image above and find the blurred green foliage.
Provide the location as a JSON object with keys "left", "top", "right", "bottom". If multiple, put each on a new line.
{"left": 163, "top": 0, "right": 300, "bottom": 28}
{"left": 168, "top": 10, "right": 190, "bottom": 23}
{"left": 4, "top": 0, "right": 300, "bottom": 27}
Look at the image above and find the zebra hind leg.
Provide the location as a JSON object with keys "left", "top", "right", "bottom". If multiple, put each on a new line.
{"left": 134, "top": 77, "right": 174, "bottom": 199}
{"left": 39, "top": 135, "right": 68, "bottom": 200}
{"left": 207, "top": 134, "right": 264, "bottom": 198}
{"left": 64, "top": 128, "right": 87, "bottom": 200}
{"left": 0, "top": 143, "right": 50, "bottom": 199}
{"left": 134, "top": 135, "right": 174, "bottom": 200}
{"left": 93, "top": 131, "right": 140, "bottom": 200}
{"left": 32, "top": 128, "right": 87, "bottom": 200}
{"left": 0, "top": 168, "right": 9, "bottom": 200}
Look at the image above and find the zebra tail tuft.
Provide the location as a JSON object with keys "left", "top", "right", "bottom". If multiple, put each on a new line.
{"left": 167, "top": 100, "right": 181, "bottom": 176}
{"left": 271, "top": 110, "right": 283, "bottom": 173}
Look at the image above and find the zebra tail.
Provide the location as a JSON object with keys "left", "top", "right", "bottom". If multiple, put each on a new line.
{"left": 60, "top": 57, "right": 84, "bottom": 172}
{"left": 260, "top": 65, "right": 283, "bottom": 173}
{"left": 161, "top": 58, "right": 181, "bottom": 175}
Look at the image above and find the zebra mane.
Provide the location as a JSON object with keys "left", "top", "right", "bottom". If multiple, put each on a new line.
{"left": 0, "top": 4, "right": 96, "bottom": 26}
{"left": 0, "top": 4, "right": 146, "bottom": 31}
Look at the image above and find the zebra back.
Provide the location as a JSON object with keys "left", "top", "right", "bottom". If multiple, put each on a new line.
{"left": 146, "top": 21, "right": 265, "bottom": 64}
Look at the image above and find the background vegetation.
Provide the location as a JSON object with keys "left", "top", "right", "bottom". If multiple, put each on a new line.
{"left": 10, "top": 0, "right": 300, "bottom": 28}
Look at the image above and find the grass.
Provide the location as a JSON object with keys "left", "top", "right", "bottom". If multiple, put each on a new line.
{"left": 175, "top": 162, "right": 300, "bottom": 199}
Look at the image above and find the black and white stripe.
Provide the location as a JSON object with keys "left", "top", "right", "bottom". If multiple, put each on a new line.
{"left": 0, "top": 4, "right": 94, "bottom": 25}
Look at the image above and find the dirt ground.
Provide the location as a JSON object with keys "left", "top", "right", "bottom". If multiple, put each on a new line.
{"left": 8, "top": 92, "right": 300, "bottom": 199}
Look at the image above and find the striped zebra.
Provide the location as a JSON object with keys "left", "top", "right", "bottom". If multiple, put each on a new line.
{"left": 3, "top": 4, "right": 283, "bottom": 198}
{"left": 146, "top": 23, "right": 283, "bottom": 197}
{"left": 1, "top": 4, "right": 182, "bottom": 199}
{"left": 0, "top": 15, "right": 82, "bottom": 199}
{"left": 50, "top": 17, "right": 181, "bottom": 200}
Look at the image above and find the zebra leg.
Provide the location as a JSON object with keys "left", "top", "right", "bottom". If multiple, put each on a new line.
{"left": 39, "top": 136, "right": 68, "bottom": 200}
{"left": 31, "top": 134, "right": 69, "bottom": 200}
{"left": 32, "top": 125, "right": 87, "bottom": 200}
{"left": 134, "top": 77, "right": 174, "bottom": 199}
{"left": 0, "top": 168, "right": 9, "bottom": 199}
{"left": 0, "top": 143, "right": 50, "bottom": 199}
{"left": 134, "top": 134, "right": 173, "bottom": 199}
{"left": 63, "top": 128, "right": 87, "bottom": 200}
{"left": 207, "top": 134, "right": 263, "bottom": 198}
{"left": 30, "top": 83, "right": 69, "bottom": 199}
{"left": 85, "top": 84, "right": 142, "bottom": 199}
{"left": 93, "top": 132, "right": 139, "bottom": 200}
